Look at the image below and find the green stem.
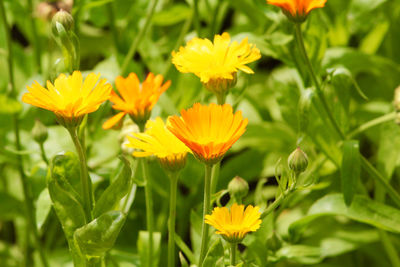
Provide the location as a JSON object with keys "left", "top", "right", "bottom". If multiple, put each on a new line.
{"left": 168, "top": 172, "right": 179, "bottom": 267}
{"left": 294, "top": 23, "right": 345, "bottom": 140}
{"left": 347, "top": 112, "right": 396, "bottom": 139}
{"left": 39, "top": 142, "right": 49, "bottom": 165}
{"left": 163, "top": 10, "right": 193, "bottom": 77}
{"left": 121, "top": 0, "right": 158, "bottom": 75}
{"left": 174, "top": 234, "right": 196, "bottom": 264}
{"left": 209, "top": 0, "right": 221, "bottom": 38}
{"left": 141, "top": 158, "right": 154, "bottom": 267}
{"left": 360, "top": 157, "right": 400, "bottom": 208}
{"left": 199, "top": 164, "right": 213, "bottom": 267}
{"left": 192, "top": 0, "right": 201, "bottom": 36}
{"left": 261, "top": 193, "right": 285, "bottom": 219}
{"left": 0, "top": 1, "right": 49, "bottom": 266}
{"left": 27, "top": 0, "right": 41, "bottom": 73}
{"left": 378, "top": 230, "right": 400, "bottom": 267}
{"left": 67, "top": 126, "right": 93, "bottom": 222}
{"left": 210, "top": 161, "right": 220, "bottom": 194}
{"left": 230, "top": 242, "right": 236, "bottom": 266}
{"left": 106, "top": 2, "right": 120, "bottom": 51}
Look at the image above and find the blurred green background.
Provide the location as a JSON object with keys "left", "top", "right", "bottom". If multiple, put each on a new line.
{"left": 1, "top": 0, "right": 400, "bottom": 266}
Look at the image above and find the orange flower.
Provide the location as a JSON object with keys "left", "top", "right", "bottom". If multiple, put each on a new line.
{"left": 167, "top": 103, "right": 248, "bottom": 165}
{"left": 267, "top": 0, "right": 326, "bottom": 21}
{"left": 103, "top": 72, "right": 171, "bottom": 129}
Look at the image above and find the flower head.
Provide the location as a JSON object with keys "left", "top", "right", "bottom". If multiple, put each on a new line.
{"left": 126, "top": 117, "right": 191, "bottom": 172}
{"left": 205, "top": 203, "right": 261, "bottom": 243}
{"left": 103, "top": 72, "right": 171, "bottom": 129}
{"left": 172, "top": 33, "right": 260, "bottom": 97}
{"left": 22, "top": 71, "right": 111, "bottom": 127}
{"left": 267, "top": 0, "right": 327, "bottom": 22}
{"left": 167, "top": 103, "right": 248, "bottom": 165}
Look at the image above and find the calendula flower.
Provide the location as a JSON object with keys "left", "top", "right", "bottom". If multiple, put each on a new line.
{"left": 103, "top": 72, "right": 171, "bottom": 129}
{"left": 22, "top": 71, "right": 111, "bottom": 127}
{"left": 126, "top": 117, "right": 191, "bottom": 172}
{"left": 167, "top": 103, "right": 248, "bottom": 165}
{"left": 267, "top": 0, "right": 327, "bottom": 22}
{"left": 172, "top": 33, "right": 260, "bottom": 102}
{"left": 205, "top": 203, "right": 261, "bottom": 243}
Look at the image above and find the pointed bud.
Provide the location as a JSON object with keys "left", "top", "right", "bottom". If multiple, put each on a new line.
{"left": 228, "top": 176, "right": 249, "bottom": 201}
{"left": 51, "top": 10, "right": 74, "bottom": 35}
{"left": 288, "top": 147, "right": 308, "bottom": 174}
{"left": 32, "top": 120, "right": 48, "bottom": 144}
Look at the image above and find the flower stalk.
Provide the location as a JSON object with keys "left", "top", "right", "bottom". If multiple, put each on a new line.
{"left": 67, "top": 126, "right": 93, "bottom": 222}
{"left": 168, "top": 171, "right": 179, "bottom": 267}
{"left": 199, "top": 163, "right": 213, "bottom": 266}
{"left": 230, "top": 242, "right": 237, "bottom": 266}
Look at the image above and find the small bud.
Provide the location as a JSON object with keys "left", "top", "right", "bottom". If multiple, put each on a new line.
{"left": 51, "top": 10, "right": 74, "bottom": 35}
{"left": 32, "top": 120, "right": 48, "bottom": 144}
{"left": 288, "top": 147, "right": 308, "bottom": 174}
{"left": 228, "top": 176, "right": 249, "bottom": 201}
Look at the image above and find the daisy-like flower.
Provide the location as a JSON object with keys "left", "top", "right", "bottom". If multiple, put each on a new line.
{"left": 126, "top": 117, "right": 191, "bottom": 172}
{"left": 22, "top": 71, "right": 112, "bottom": 127}
{"left": 205, "top": 203, "right": 261, "bottom": 243}
{"left": 102, "top": 72, "right": 171, "bottom": 130}
{"left": 267, "top": 0, "right": 327, "bottom": 22}
{"left": 167, "top": 103, "right": 248, "bottom": 165}
{"left": 172, "top": 33, "right": 260, "bottom": 102}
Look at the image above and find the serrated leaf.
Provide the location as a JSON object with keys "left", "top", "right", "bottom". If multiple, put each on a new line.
{"left": 74, "top": 211, "right": 126, "bottom": 257}
{"left": 341, "top": 140, "right": 360, "bottom": 206}
{"left": 93, "top": 156, "right": 132, "bottom": 218}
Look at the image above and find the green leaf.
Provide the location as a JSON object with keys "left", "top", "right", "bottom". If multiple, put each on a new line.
{"left": 74, "top": 211, "right": 126, "bottom": 257}
{"left": 0, "top": 192, "right": 23, "bottom": 220}
{"left": 330, "top": 67, "right": 368, "bottom": 104}
{"left": 36, "top": 188, "right": 52, "bottom": 230}
{"left": 47, "top": 153, "right": 86, "bottom": 242}
{"left": 341, "top": 140, "right": 360, "bottom": 206}
{"left": 152, "top": 4, "right": 191, "bottom": 26}
{"left": 298, "top": 89, "right": 314, "bottom": 134}
{"left": 179, "top": 252, "right": 189, "bottom": 267}
{"left": 93, "top": 156, "right": 132, "bottom": 218}
{"left": 203, "top": 238, "right": 224, "bottom": 267}
{"left": 289, "top": 194, "right": 400, "bottom": 242}
{"left": 137, "top": 230, "right": 162, "bottom": 267}
{"left": 0, "top": 94, "right": 22, "bottom": 114}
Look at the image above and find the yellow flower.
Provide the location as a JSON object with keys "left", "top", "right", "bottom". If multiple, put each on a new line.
{"left": 126, "top": 117, "right": 191, "bottom": 172}
{"left": 267, "top": 0, "right": 327, "bottom": 22}
{"left": 22, "top": 71, "right": 111, "bottom": 127}
{"left": 102, "top": 72, "right": 171, "bottom": 129}
{"left": 171, "top": 33, "right": 260, "bottom": 98}
{"left": 205, "top": 203, "right": 261, "bottom": 243}
{"left": 167, "top": 103, "right": 248, "bottom": 165}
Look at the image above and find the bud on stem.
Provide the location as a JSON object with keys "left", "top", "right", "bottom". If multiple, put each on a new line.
{"left": 228, "top": 176, "right": 249, "bottom": 203}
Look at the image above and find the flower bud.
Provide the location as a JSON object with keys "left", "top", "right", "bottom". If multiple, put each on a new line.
{"left": 51, "top": 10, "right": 74, "bottom": 35}
{"left": 288, "top": 147, "right": 308, "bottom": 174}
{"left": 228, "top": 176, "right": 249, "bottom": 201}
{"left": 32, "top": 120, "right": 48, "bottom": 144}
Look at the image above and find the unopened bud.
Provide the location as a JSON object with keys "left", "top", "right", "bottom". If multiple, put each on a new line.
{"left": 228, "top": 176, "right": 249, "bottom": 201}
{"left": 288, "top": 147, "right": 308, "bottom": 174}
{"left": 32, "top": 120, "right": 48, "bottom": 144}
{"left": 51, "top": 10, "right": 74, "bottom": 35}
